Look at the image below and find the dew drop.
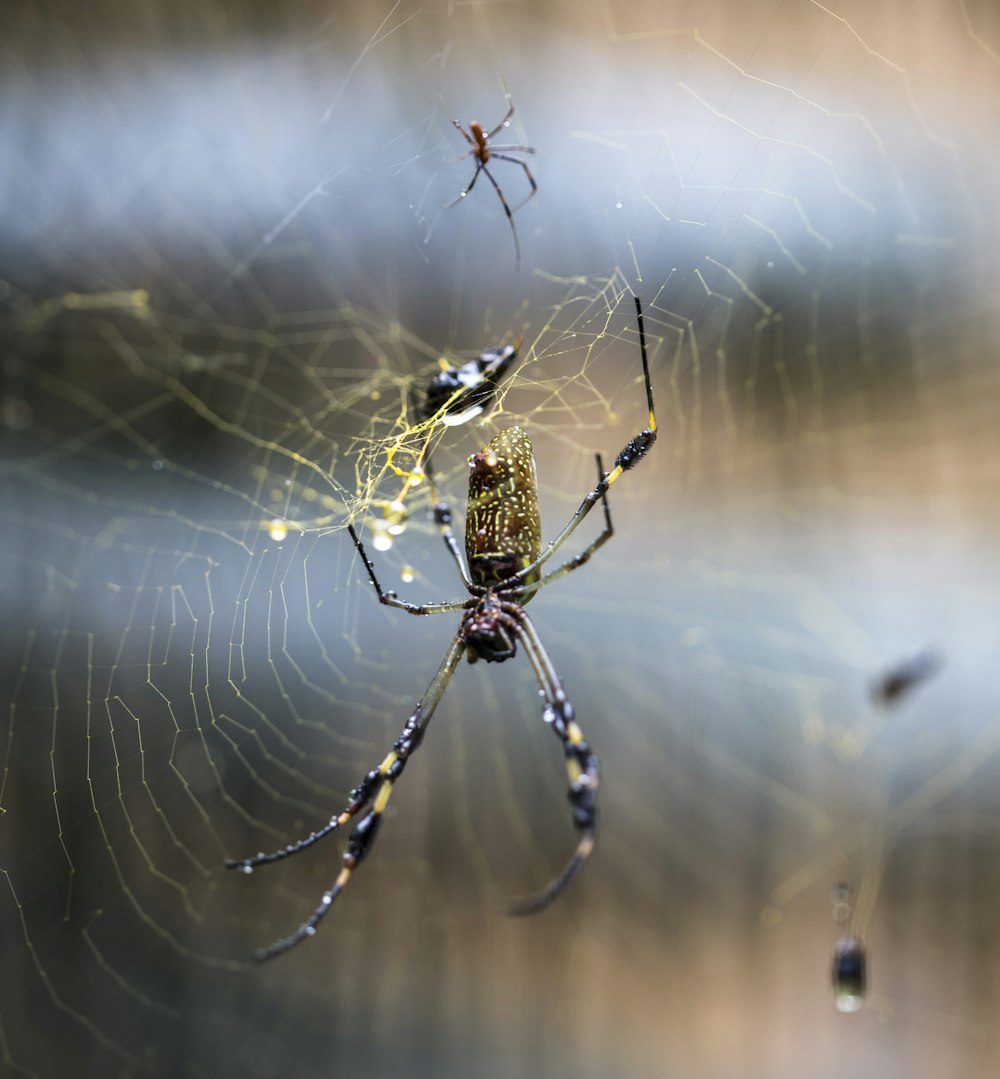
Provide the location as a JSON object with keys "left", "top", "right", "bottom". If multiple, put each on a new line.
{"left": 386, "top": 499, "right": 409, "bottom": 536}
{"left": 267, "top": 518, "right": 289, "bottom": 542}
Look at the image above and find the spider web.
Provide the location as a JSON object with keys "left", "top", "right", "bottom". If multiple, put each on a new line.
{"left": 3, "top": 1, "right": 1000, "bottom": 1076}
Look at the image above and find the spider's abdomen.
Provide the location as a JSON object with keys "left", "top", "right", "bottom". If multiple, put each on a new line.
{"left": 465, "top": 425, "right": 541, "bottom": 596}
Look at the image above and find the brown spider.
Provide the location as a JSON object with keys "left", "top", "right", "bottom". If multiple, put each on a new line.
{"left": 445, "top": 96, "right": 537, "bottom": 271}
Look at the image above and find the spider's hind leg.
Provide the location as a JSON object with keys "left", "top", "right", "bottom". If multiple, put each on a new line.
{"left": 479, "top": 164, "right": 522, "bottom": 271}
{"left": 444, "top": 162, "right": 484, "bottom": 209}
{"left": 506, "top": 611, "right": 599, "bottom": 916}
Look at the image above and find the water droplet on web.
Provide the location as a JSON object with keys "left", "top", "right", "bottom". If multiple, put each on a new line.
{"left": 267, "top": 518, "right": 289, "bottom": 542}
{"left": 385, "top": 499, "right": 408, "bottom": 536}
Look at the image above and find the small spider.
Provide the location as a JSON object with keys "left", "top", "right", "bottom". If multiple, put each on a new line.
{"left": 228, "top": 298, "right": 656, "bottom": 962}
{"left": 445, "top": 96, "right": 537, "bottom": 271}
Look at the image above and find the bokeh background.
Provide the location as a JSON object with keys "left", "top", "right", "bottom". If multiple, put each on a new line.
{"left": 3, "top": 1, "right": 1000, "bottom": 1076}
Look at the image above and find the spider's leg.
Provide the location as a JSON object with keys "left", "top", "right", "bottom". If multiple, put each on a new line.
{"left": 394, "top": 408, "right": 469, "bottom": 586}
{"left": 503, "top": 296, "right": 656, "bottom": 588}
{"left": 428, "top": 484, "right": 476, "bottom": 589}
{"left": 443, "top": 163, "right": 484, "bottom": 209}
{"left": 485, "top": 100, "right": 515, "bottom": 141}
{"left": 479, "top": 164, "right": 522, "bottom": 272}
{"left": 409, "top": 384, "right": 446, "bottom": 498}
{"left": 407, "top": 420, "right": 473, "bottom": 588}
{"left": 407, "top": 381, "right": 424, "bottom": 427}
{"left": 506, "top": 610, "right": 599, "bottom": 915}
{"left": 451, "top": 118, "right": 476, "bottom": 147}
{"left": 250, "top": 633, "right": 467, "bottom": 962}
{"left": 226, "top": 813, "right": 353, "bottom": 871}
{"left": 490, "top": 152, "right": 538, "bottom": 213}
{"left": 518, "top": 454, "right": 612, "bottom": 601}
{"left": 348, "top": 522, "right": 469, "bottom": 615}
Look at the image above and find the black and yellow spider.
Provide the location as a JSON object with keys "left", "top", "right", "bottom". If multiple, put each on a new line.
{"left": 228, "top": 297, "right": 657, "bottom": 962}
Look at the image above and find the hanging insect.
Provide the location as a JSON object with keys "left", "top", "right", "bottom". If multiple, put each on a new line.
{"left": 871, "top": 649, "right": 942, "bottom": 707}
{"left": 831, "top": 935, "right": 867, "bottom": 1013}
{"left": 228, "top": 297, "right": 657, "bottom": 962}
{"left": 415, "top": 339, "right": 522, "bottom": 428}
{"left": 371, "top": 340, "right": 522, "bottom": 554}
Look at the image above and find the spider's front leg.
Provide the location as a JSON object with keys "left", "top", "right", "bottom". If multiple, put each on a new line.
{"left": 604, "top": 296, "right": 658, "bottom": 478}
{"left": 502, "top": 296, "right": 657, "bottom": 593}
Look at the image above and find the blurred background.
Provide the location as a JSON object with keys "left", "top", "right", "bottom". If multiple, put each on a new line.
{"left": 3, "top": 1, "right": 1000, "bottom": 1076}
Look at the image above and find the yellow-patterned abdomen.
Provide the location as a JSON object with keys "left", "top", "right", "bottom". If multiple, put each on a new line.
{"left": 465, "top": 426, "right": 542, "bottom": 597}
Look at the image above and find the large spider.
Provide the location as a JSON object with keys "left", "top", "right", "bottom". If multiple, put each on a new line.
{"left": 228, "top": 298, "right": 657, "bottom": 962}
{"left": 444, "top": 95, "right": 537, "bottom": 271}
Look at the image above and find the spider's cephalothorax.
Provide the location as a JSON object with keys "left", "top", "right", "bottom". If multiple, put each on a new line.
{"left": 463, "top": 593, "right": 518, "bottom": 664}
{"left": 228, "top": 297, "right": 657, "bottom": 962}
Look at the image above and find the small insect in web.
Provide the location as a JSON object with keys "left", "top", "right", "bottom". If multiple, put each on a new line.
{"left": 409, "top": 337, "right": 523, "bottom": 496}
{"left": 870, "top": 648, "right": 942, "bottom": 708}
{"left": 414, "top": 339, "right": 522, "bottom": 428}
{"left": 227, "top": 298, "right": 657, "bottom": 962}
{"left": 370, "top": 340, "right": 523, "bottom": 552}
{"left": 831, "top": 935, "right": 867, "bottom": 1013}
{"left": 444, "top": 95, "right": 537, "bottom": 271}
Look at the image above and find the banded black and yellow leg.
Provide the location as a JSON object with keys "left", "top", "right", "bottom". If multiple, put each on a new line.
{"left": 502, "top": 296, "right": 656, "bottom": 594}
{"left": 246, "top": 634, "right": 466, "bottom": 962}
{"left": 507, "top": 610, "right": 600, "bottom": 916}
{"left": 519, "top": 454, "right": 612, "bottom": 601}
{"left": 225, "top": 762, "right": 382, "bottom": 872}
